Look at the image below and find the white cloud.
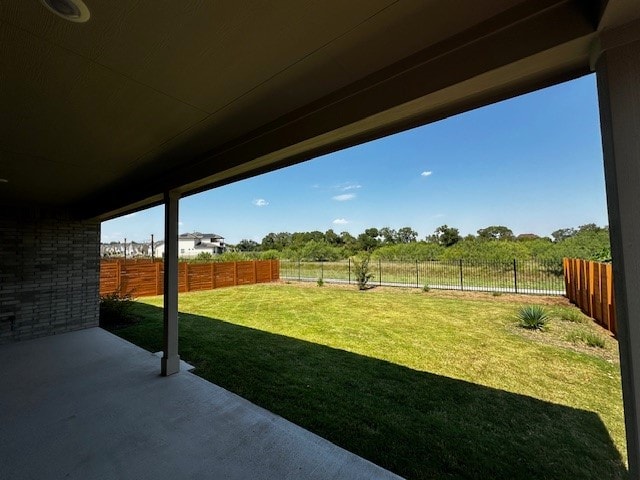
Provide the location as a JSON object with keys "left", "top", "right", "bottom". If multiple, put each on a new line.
{"left": 253, "top": 198, "right": 269, "bottom": 207}
{"left": 333, "top": 218, "right": 349, "bottom": 225}
{"left": 340, "top": 183, "right": 361, "bottom": 191}
{"left": 421, "top": 171, "right": 432, "bottom": 177}
{"left": 332, "top": 193, "right": 355, "bottom": 201}
{"left": 178, "top": 221, "right": 184, "bottom": 226}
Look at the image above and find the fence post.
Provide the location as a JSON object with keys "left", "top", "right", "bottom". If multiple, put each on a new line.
{"left": 254, "top": 260, "right": 258, "bottom": 284}
{"left": 298, "top": 259, "right": 301, "bottom": 281}
{"left": 184, "top": 262, "right": 189, "bottom": 292}
{"left": 156, "top": 262, "right": 161, "bottom": 295}
{"left": 459, "top": 259, "right": 464, "bottom": 291}
{"left": 513, "top": 259, "right": 518, "bottom": 294}
{"left": 379, "top": 259, "right": 382, "bottom": 286}
{"left": 116, "top": 260, "right": 122, "bottom": 293}
{"left": 563, "top": 258, "right": 570, "bottom": 298}
{"left": 348, "top": 258, "right": 351, "bottom": 284}
{"left": 211, "top": 263, "right": 216, "bottom": 290}
{"left": 234, "top": 261, "right": 238, "bottom": 286}
{"left": 416, "top": 260, "right": 419, "bottom": 288}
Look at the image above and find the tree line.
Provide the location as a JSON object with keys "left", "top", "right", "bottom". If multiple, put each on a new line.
{"left": 223, "top": 223, "right": 610, "bottom": 264}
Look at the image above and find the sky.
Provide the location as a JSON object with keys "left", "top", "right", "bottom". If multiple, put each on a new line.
{"left": 102, "top": 74, "right": 608, "bottom": 245}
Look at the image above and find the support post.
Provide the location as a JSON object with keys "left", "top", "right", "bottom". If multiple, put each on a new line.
{"left": 162, "top": 190, "right": 180, "bottom": 376}
{"left": 595, "top": 23, "right": 640, "bottom": 475}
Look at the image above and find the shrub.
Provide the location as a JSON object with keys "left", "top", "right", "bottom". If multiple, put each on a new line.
{"left": 492, "top": 291, "right": 502, "bottom": 297}
{"left": 584, "top": 332, "right": 606, "bottom": 348}
{"left": 352, "top": 254, "right": 373, "bottom": 290}
{"left": 259, "top": 249, "right": 281, "bottom": 260}
{"left": 422, "top": 284, "right": 430, "bottom": 293}
{"left": 567, "top": 330, "right": 606, "bottom": 348}
{"left": 99, "top": 289, "right": 135, "bottom": 328}
{"left": 517, "top": 305, "right": 549, "bottom": 330}
{"left": 317, "top": 278, "right": 324, "bottom": 287}
{"left": 557, "top": 308, "right": 586, "bottom": 323}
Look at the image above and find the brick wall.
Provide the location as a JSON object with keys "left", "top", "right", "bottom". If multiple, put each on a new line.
{"left": 0, "top": 208, "right": 100, "bottom": 343}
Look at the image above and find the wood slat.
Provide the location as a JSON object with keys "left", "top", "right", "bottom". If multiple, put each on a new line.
{"left": 100, "top": 259, "right": 280, "bottom": 298}
{"left": 563, "top": 258, "right": 616, "bottom": 337}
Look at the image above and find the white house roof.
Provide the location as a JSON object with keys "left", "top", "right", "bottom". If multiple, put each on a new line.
{"left": 179, "top": 232, "right": 224, "bottom": 240}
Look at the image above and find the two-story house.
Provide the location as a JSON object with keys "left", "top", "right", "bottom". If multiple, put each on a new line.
{"left": 155, "top": 232, "right": 226, "bottom": 258}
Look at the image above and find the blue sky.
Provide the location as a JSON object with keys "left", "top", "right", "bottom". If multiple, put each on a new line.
{"left": 102, "top": 74, "right": 608, "bottom": 245}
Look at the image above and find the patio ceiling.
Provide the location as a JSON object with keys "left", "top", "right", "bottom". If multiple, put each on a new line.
{"left": 0, "top": 0, "right": 631, "bottom": 219}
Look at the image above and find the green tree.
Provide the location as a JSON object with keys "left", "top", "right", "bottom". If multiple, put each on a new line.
{"left": 433, "top": 225, "right": 461, "bottom": 247}
{"left": 396, "top": 227, "right": 418, "bottom": 243}
{"left": 340, "top": 231, "right": 359, "bottom": 256}
{"left": 551, "top": 228, "right": 576, "bottom": 242}
{"left": 358, "top": 228, "right": 381, "bottom": 251}
{"left": 516, "top": 233, "right": 540, "bottom": 241}
{"left": 325, "top": 229, "right": 342, "bottom": 246}
{"left": 379, "top": 227, "right": 397, "bottom": 245}
{"left": 477, "top": 225, "right": 514, "bottom": 241}
{"left": 236, "top": 239, "right": 259, "bottom": 251}
{"left": 300, "top": 240, "right": 341, "bottom": 261}
{"left": 261, "top": 232, "right": 292, "bottom": 251}
{"left": 442, "top": 237, "right": 529, "bottom": 262}
{"left": 372, "top": 242, "right": 444, "bottom": 261}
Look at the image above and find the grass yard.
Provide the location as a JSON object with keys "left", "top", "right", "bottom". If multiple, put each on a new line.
{"left": 110, "top": 283, "right": 626, "bottom": 480}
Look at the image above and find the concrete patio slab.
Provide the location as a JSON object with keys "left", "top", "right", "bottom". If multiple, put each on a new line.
{"left": 0, "top": 328, "right": 402, "bottom": 480}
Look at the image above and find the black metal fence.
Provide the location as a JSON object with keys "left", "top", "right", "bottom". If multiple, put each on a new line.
{"left": 280, "top": 259, "right": 565, "bottom": 295}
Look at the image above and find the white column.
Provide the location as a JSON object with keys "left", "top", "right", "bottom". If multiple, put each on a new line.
{"left": 161, "top": 190, "right": 180, "bottom": 376}
{"left": 595, "top": 20, "right": 640, "bottom": 476}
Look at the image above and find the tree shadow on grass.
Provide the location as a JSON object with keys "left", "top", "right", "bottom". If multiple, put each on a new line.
{"left": 113, "top": 303, "right": 628, "bottom": 480}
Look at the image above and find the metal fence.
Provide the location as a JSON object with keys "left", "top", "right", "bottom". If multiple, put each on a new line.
{"left": 280, "top": 259, "right": 565, "bottom": 295}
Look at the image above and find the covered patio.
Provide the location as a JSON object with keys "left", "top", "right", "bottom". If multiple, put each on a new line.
{"left": 0, "top": 327, "right": 399, "bottom": 479}
{"left": 2, "top": 0, "right": 640, "bottom": 477}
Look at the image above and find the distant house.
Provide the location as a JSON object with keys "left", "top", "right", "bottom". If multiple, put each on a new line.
{"left": 100, "top": 241, "right": 149, "bottom": 258}
{"left": 155, "top": 232, "right": 225, "bottom": 258}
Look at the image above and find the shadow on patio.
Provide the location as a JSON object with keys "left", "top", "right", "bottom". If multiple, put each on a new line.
{"left": 0, "top": 327, "right": 400, "bottom": 480}
{"left": 112, "top": 303, "right": 628, "bottom": 480}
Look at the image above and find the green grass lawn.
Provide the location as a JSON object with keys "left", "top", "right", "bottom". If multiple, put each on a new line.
{"left": 110, "top": 283, "right": 627, "bottom": 480}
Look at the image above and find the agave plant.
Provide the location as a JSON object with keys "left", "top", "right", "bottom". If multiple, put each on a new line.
{"left": 517, "top": 305, "right": 549, "bottom": 330}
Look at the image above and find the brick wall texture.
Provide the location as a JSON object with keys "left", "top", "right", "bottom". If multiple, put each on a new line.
{"left": 0, "top": 208, "right": 100, "bottom": 343}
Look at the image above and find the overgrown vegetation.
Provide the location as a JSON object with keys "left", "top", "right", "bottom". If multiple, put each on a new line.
{"left": 112, "top": 285, "right": 626, "bottom": 480}
{"left": 557, "top": 307, "right": 588, "bottom": 323}
{"left": 99, "top": 290, "right": 135, "bottom": 328}
{"left": 229, "top": 223, "right": 611, "bottom": 264}
{"left": 517, "top": 305, "right": 550, "bottom": 330}
{"left": 568, "top": 330, "right": 607, "bottom": 348}
{"left": 112, "top": 224, "right": 610, "bottom": 266}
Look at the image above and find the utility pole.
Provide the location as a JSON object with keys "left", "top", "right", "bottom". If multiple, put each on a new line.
{"left": 124, "top": 237, "right": 127, "bottom": 261}
{"left": 151, "top": 234, "right": 155, "bottom": 261}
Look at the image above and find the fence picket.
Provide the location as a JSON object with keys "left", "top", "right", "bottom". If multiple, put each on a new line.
{"left": 100, "top": 259, "right": 279, "bottom": 298}
{"left": 563, "top": 258, "right": 616, "bottom": 336}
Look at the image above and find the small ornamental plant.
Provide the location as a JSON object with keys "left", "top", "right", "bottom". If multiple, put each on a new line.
{"left": 352, "top": 254, "right": 373, "bottom": 290}
{"left": 517, "top": 305, "right": 550, "bottom": 330}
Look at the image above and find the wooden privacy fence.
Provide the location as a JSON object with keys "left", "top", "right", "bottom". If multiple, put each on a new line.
{"left": 563, "top": 258, "right": 616, "bottom": 335}
{"left": 100, "top": 259, "right": 280, "bottom": 298}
